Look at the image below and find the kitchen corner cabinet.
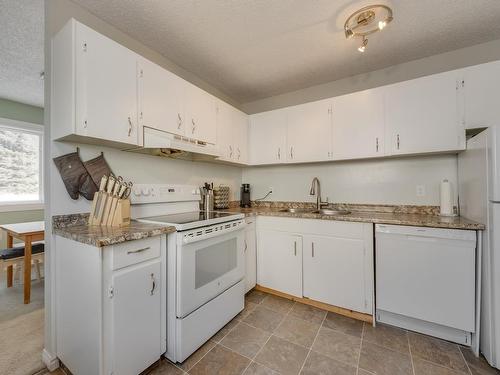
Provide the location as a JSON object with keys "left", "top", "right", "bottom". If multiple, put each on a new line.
{"left": 256, "top": 217, "right": 374, "bottom": 314}
{"left": 55, "top": 235, "right": 165, "bottom": 375}
{"left": 217, "top": 101, "right": 249, "bottom": 164}
{"left": 285, "top": 99, "right": 333, "bottom": 163}
{"left": 244, "top": 218, "right": 257, "bottom": 293}
{"left": 138, "top": 58, "right": 186, "bottom": 138}
{"left": 52, "top": 19, "right": 140, "bottom": 147}
{"left": 249, "top": 109, "right": 287, "bottom": 165}
{"left": 385, "top": 70, "right": 465, "bottom": 155}
{"left": 332, "top": 88, "right": 385, "bottom": 160}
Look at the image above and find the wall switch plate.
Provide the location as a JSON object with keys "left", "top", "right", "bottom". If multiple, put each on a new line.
{"left": 416, "top": 185, "right": 426, "bottom": 197}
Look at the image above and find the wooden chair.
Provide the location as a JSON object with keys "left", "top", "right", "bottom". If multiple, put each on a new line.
{"left": 0, "top": 243, "right": 45, "bottom": 286}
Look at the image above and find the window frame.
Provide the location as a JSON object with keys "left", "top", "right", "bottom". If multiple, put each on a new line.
{"left": 0, "top": 117, "right": 44, "bottom": 212}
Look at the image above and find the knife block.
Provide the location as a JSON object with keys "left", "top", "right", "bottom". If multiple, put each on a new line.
{"left": 88, "top": 192, "right": 130, "bottom": 227}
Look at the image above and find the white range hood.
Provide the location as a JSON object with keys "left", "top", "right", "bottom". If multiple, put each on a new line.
{"left": 127, "top": 126, "right": 222, "bottom": 159}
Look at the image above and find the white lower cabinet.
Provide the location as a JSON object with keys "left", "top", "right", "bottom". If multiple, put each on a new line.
{"left": 244, "top": 218, "right": 257, "bottom": 293}
{"left": 55, "top": 235, "right": 165, "bottom": 375}
{"left": 110, "top": 260, "right": 162, "bottom": 375}
{"left": 258, "top": 230, "right": 303, "bottom": 297}
{"left": 303, "top": 234, "right": 372, "bottom": 313}
{"left": 256, "top": 217, "right": 374, "bottom": 313}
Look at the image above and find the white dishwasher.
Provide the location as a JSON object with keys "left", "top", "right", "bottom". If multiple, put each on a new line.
{"left": 375, "top": 224, "right": 477, "bottom": 345}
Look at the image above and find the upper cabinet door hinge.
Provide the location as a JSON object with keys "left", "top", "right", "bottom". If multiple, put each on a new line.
{"left": 108, "top": 286, "right": 114, "bottom": 299}
{"left": 82, "top": 42, "right": 87, "bottom": 52}
{"left": 140, "top": 69, "right": 144, "bottom": 78}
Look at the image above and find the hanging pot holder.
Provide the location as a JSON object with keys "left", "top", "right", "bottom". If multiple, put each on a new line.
{"left": 53, "top": 150, "right": 97, "bottom": 200}
{"left": 83, "top": 152, "right": 113, "bottom": 187}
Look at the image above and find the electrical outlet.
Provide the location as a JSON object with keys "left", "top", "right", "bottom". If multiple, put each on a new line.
{"left": 416, "top": 185, "right": 426, "bottom": 197}
{"left": 269, "top": 187, "right": 274, "bottom": 193}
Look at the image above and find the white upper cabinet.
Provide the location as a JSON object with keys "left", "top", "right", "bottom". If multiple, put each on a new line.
{"left": 216, "top": 101, "right": 248, "bottom": 164}
{"left": 53, "top": 19, "right": 140, "bottom": 147}
{"left": 185, "top": 83, "right": 217, "bottom": 144}
{"left": 463, "top": 61, "right": 500, "bottom": 129}
{"left": 332, "top": 88, "right": 385, "bottom": 160}
{"left": 138, "top": 58, "right": 186, "bottom": 137}
{"left": 385, "top": 70, "right": 465, "bottom": 156}
{"left": 249, "top": 109, "right": 287, "bottom": 165}
{"left": 286, "top": 99, "right": 333, "bottom": 163}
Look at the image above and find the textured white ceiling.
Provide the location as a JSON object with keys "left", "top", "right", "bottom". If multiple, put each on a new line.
{"left": 0, "top": 0, "right": 44, "bottom": 107}
{"left": 71, "top": 0, "right": 500, "bottom": 104}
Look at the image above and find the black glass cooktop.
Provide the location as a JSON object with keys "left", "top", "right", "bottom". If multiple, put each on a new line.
{"left": 140, "top": 211, "right": 238, "bottom": 225}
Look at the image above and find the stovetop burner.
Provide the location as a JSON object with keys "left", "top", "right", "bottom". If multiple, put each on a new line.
{"left": 137, "top": 210, "right": 244, "bottom": 231}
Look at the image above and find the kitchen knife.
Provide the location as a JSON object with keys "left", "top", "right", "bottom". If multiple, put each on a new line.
{"left": 107, "top": 181, "right": 124, "bottom": 226}
{"left": 102, "top": 176, "right": 118, "bottom": 225}
{"left": 96, "top": 175, "right": 114, "bottom": 225}
{"left": 90, "top": 175, "right": 108, "bottom": 225}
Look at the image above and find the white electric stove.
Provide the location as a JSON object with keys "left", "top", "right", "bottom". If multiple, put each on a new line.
{"left": 131, "top": 184, "right": 245, "bottom": 363}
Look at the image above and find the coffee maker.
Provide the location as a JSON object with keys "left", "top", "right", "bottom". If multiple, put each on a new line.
{"left": 240, "top": 184, "right": 251, "bottom": 208}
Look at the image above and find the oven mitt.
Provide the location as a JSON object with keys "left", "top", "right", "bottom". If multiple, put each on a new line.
{"left": 53, "top": 151, "right": 97, "bottom": 200}
{"left": 83, "top": 152, "right": 112, "bottom": 187}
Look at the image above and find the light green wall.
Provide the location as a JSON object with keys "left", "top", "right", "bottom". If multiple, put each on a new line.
{"left": 0, "top": 98, "right": 44, "bottom": 243}
{"left": 0, "top": 98, "right": 44, "bottom": 125}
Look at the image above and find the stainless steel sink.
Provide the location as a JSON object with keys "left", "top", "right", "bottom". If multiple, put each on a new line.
{"left": 278, "top": 208, "right": 315, "bottom": 213}
{"left": 312, "top": 209, "right": 351, "bottom": 215}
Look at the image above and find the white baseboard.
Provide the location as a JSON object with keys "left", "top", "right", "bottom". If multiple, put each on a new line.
{"left": 42, "top": 348, "right": 59, "bottom": 372}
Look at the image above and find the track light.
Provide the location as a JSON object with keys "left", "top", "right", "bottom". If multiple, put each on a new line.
{"left": 358, "top": 37, "right": 368, "bottom": 53}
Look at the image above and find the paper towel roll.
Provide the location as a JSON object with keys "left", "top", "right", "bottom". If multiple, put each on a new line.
{"left": 440, "top": 179, "right": 454, "bottom": 216}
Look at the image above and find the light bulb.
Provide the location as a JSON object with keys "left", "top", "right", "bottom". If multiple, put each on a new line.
{"left": 378, "top": 20, "right": 387, "bottom": 30}
{"left": 358, "top": 37, "right": 368, "bottom": 52}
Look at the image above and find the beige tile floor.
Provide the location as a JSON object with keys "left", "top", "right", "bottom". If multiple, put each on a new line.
{"left": 47, "top": 290, "right": 500, "bottom": 375}
{"left": 152, "top": 289, "right": 499, "bottom": 375}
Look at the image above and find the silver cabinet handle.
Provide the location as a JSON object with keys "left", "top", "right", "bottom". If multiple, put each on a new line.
{"left": 237, "top": 147, "right": 241, "bottom": 160}
{"left": 150, "top": 273, "right": 156, "bottom": 295}
{"left": 127, "top": 117, "right": 133, "bottom": 136}
{"left": 177, "top": 113, "right": 182, "bottom": 129}
{"left": 312, "top": 242, "right": 315, "bottom": 257}
{"left": 191, "top": 119, "right": 196, "bottom": 134}
{"left": 397, "top": 134, "right": 400, "bottom": 150}
{"left": 290, "top": 146, "right": 294, "bottom": 159}
{"left": 244, "top": 240, "right": 248, "bottom": 252}
{"left": 127, "top": 246, "right": 150, "bottom": 255}
{"left": 229, "top": 145, "right": 233, "bottom": 158}
{"left": 294, "top": 241, "right": 297, "bottom": 256}
{"left": 376, "top": 137, "right": 379, "bottom": 152}
{"left": 278, "top": 147, "right": 281, "bottom": 160}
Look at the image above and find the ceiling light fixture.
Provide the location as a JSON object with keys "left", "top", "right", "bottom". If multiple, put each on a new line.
{"left": 344, "top": 4, "right": 393, "bottom": 53}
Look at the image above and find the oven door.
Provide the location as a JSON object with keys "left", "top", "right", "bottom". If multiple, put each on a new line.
{"left": 176, "top": 221, "right": 245, "bottom": 318}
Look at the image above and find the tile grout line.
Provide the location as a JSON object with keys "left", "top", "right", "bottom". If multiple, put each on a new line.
{"left": 457, "top": 344, "right": 474, "bottom": 375}
{"left": 407, "top": 332, "right": 417, "bottom": 375}
{"left": 355, "top": 322, "right": 366, "bottom": 375}
{"left": 248, "top": 298, "right": 296, "bottom": 374}
{"left": 297, "top": 307, "right": 328, "bottom": 374}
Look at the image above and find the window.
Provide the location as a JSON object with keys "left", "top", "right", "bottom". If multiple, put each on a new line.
{"left": 0, "top": 118, "right": 43, "bottom": 209}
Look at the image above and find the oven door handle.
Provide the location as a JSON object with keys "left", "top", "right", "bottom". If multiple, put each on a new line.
{"left": 182, "top": 221, "right": 245, "bottom": 244}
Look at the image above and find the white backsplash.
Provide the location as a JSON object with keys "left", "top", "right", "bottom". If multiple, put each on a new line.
{"left": 242, "top": 154, "right": 458, "bottom": 206}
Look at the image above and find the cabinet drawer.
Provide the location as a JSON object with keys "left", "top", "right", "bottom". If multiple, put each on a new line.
{"left": 110, "top": 237, "right": 161, "bottom": 270}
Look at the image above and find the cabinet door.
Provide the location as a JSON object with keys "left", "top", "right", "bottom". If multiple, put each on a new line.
{"left": 244, "top": 220, "right": 257, "bottom": 293}
{"left": 216, "top": 101, "right": 235, "bottom": 161}
{"left": 234, "top": 109, "right": 249, "bottom": 164}
{"left": 111, "top": 260, "right": 161, "bottom": 375}
{"left": 75, "top": 22, "right": 139, "bottom": 146}
{"left": 249, "top": 109, "right": 287, "bottom": 165}
{"left": 385, "top": 70, "right": 465, "bottom": 155}
{"left": 257, "top": 230, "right": 302, "bottom": 297}
{"left": 303, "top": 235, "right": 371, "bottom": 313}
{"left": 286, "top": 99, "right": 332, "bottom": 163}
{"left": 138, "top": 58, "right": 186, "bottom": 137}
{"left": 185, "top": 83, "right": 217, "bottom": 144}
{"left": 332, "top": 88, "right": 385, "bottom": 160}
{"left": 464, "top": 61, "right": 500, "bottom": 129}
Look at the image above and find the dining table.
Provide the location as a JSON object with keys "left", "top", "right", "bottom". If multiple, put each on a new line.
{"left": 0, "top": 221, "right": 45, "bottom": 304}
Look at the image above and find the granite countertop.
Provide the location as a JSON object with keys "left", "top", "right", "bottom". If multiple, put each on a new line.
{"left": 52, "top": 213, "right": 176, "bottom": 247}
{"left": 224, "top": 202, "right": 485, "bottom": 230}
